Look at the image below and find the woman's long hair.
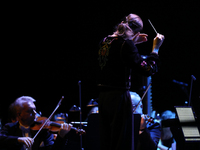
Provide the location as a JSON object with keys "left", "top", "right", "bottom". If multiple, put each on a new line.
{"left": 111, "top": 14, "right": 143, "bottom": 40}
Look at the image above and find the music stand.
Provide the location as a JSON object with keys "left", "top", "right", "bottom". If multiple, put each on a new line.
{"left": 173, "top": 106, "right": 200, "bottom": 150}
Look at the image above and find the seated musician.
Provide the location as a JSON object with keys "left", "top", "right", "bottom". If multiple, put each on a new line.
{"left": 0, "top": 96, "right": 72, "bottom": 150}
{"left": 157, "top": 110, "right": 176, "bottom": 150}
{"left": 130, "top": 91, "right": 161, "bottom": 150}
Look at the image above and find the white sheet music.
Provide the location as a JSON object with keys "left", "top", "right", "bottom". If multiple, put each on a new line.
{"left": 176, "top": 107, "right": 200, "bottom": 138}
{"left": 176, "top": 107, "right": 195, "bottom": 122}
{"left": 182, "top": 127, "right": 200, "bottom": 137}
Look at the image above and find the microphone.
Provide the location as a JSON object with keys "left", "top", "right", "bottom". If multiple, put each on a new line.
{"left": 191, "top": 75, "right": 196, "bottom": 81}
{"left": 172, "top": 79, "right": 188, "bottom": 86}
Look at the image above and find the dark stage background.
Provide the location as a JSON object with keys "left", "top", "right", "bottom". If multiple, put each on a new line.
{"left": 1, "top": 1, "right": 200, "bottom": 126}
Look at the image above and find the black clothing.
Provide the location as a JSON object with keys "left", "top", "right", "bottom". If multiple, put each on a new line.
{"left": 98, "top": 90, "right": 133, "bottom": 150}
{"left": 161, "top": 136, "right": 175, "bottom": 148}
{"left": 97, "top": 36, "right": 160, "bottom": 89}
{"left": 137, "top": 122, "right": 161, "bottom": 150}
{"left": 0, "top": 121, "right": 67, "bottom": 150}
{"left": 97, "top": 36, "right": 161, "bottom": 150}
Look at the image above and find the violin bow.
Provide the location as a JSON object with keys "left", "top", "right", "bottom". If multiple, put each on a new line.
{"left": 133, "top": 83, "right": 151, "bottom": 113}
{"left": 33, "top": 96, "right": 64, "bottom": 140}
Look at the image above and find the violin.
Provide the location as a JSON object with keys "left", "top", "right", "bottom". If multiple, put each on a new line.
{"left": 31, "top": 117, "right": 86, "bottom": 135}
{"left": 31, "top": 97, "right": 85, "bottom": 141}
{"left": 143, "top": 115, "right": 155, "bottom": 124}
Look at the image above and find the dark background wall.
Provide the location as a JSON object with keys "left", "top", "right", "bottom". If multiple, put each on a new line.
{"left": 1, "top": 1, "right": 200, "bottom": 125}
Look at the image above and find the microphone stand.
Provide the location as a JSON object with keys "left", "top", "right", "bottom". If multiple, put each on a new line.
{"left": 188, "top": 75, "right": 196, "bottom": 106}
{"left": 78, "top": 81, "right": 83, "bottom": 150}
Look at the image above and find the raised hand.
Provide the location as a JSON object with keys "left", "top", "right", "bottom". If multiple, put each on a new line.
{"left": 132, "top": 32, "right": 148, "bottom": 44}
{"left": 152, "top": 33, "right": 165, "bottom": 53}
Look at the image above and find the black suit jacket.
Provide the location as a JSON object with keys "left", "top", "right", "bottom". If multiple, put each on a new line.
{"left": 0, "top": 121, "right": 67, "bottom": 150}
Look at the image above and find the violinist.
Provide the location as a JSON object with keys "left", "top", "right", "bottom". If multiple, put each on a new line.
{"left": 0, "top": 96, "right": 72, "bottom": 150}
{"left": 8, "top": 96, "right": 36, "bottom": 123}
{"left": 97, "top": 13, "right": 164, "bottom": 150}
{"left": 130, "top": 91, "right": 161, "bottom": 150}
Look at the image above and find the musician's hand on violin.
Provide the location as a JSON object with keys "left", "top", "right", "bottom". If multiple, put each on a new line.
{"left": 140, "top": 114, "right": 147, "bottom": 131}
{"left": 152, "top": 33, "right": 165, "bottom": 53}
{"left": 58, "top": 123, "right": 73, "bottom": 138}
{"left": 132, "top": 32, "right": 148, "bottom": 45}
{"left": 18, "top": 137, "right": 34, "bottom": 148}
